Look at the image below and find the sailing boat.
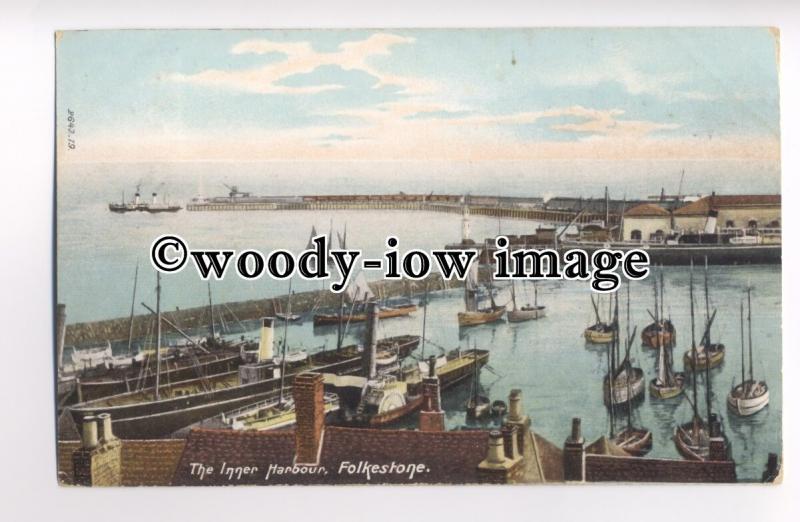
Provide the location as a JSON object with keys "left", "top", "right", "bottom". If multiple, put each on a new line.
{"left": 726, "top": 289, "right": 769, "bottom": 416}
{"left": 683, "top": 257, "right": 725, "bottom": 370}
{"left": 641, "top": 266, "right": 676, "bottom": 349}
{"left": 674, "top": 263, "right": 731, "bottom": 461}
{"left": 607, "top": 283, "right": 652, "bottom": 456}
{"left": 313, "top": 271, "right": 417, "bottom": 326}
{"left": 584, "top": 294, "right": 615, "bottom": 344}
{"left": 649, "top": 269, "right": 686, "bottom": 399}
{"left": 466, "top": 341, "right": 490, "bottom": 419}
{"left": 507, "top": 280, "right": 546, "bottom": 322}
{"left": 602, "top": 288, "right": 645, "bottom": 408}
{"left": 457, "top": 262, "right": 505, "bottom": 327}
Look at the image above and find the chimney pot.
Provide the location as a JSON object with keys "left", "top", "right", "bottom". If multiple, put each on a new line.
{"left": 508, "top": 389, "right": 523, "bottom": 421}
{"left": 570, "top": 417, "right": 583, "bottom": 443}
{"left": 81, "top": 416, "right": 99, "bottom": 449}
{"left": 486, "top": 431, "right": 506, "bottom": 465}
{"left": 97, "top": 413, "right": 115, "bottom": 442}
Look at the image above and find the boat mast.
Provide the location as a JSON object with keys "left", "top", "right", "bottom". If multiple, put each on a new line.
{"left": 655, "top": 270, "right": 666, "bottom": 385}
{"left": 511, "top": 280, "right": 518, "bottom": 312}
{"left": 740, "top": 299, "right": 745, "bottom": 389}
{"left": 336, "top": 291, "right": 344, "bottom": 352}
{"left": 747, "top": 287, "right": 754, "bottom": 385}
{"left": 278, "top": 279, "right": 292, "bottom": 406}
{"left": 703, "top": 257, "right": 711, "bottom": 346}
{"left": 607, "top": 318, "right": 615, "bottom": 436}
{"left": 534, "top": 281, "right": 539, "bottom": 307}
{"left": 625, "top": 281, "right": 632, "bottom": 428}
{"left": 689, "top": 261, "right": 699, "bottom": 423}
{"left": 421, "top": 282, "right": 429, "bottom": 360}
{"left": 127, "top": 261, "right": 139, "bottom": 355}
{"left": 155, "top": 272, "right": 162, "bottom": 401}
{"left": 207, "top": 281, "right": 216, "bottom": 339}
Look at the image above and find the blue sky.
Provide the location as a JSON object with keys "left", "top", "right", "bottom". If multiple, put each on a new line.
{"left": 56, "top": 28, "right": 780, "bottom": 163}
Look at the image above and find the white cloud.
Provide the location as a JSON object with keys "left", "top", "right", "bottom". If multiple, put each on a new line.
{"left": 165, "top": 33, "right": 435, "bottom": 95}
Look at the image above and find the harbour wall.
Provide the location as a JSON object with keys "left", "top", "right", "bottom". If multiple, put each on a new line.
{"left": 63, "top": 273, "right": 464, "bottom": 347}
{"left": 187, "top": 198, "right": 613, "bottom": 226}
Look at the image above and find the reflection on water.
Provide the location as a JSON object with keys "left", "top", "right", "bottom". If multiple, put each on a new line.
{"left": 58, "top": 173, "right": 781, "bottom": 482}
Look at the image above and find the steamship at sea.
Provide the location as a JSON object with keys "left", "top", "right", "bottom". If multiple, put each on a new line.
{"left": 109, "top": 185, "right": 182, "bottom": 213}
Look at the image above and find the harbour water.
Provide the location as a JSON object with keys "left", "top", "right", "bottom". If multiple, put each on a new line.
{"left": 56, "top": 161, "right": 782, "bottom": 481}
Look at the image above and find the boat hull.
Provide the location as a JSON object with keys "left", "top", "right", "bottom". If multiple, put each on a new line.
{"left": 613, "top": 427, "right": 653, "bottom": 457}
{"left": 673, "top": 420, "right": 731, "bottom": 462}
{"left": 603, "top": 368, "right": 645, "bottom": 407}
{"left": 368, "top": 395, "right": 425, "bottom": 427}
{"left": 313, "top": 305, "right": 417, "bottom": 326}
{"left": 458, "top": 306, "right": 506, "bottom": 327}
{"left": 726, "top": 381, "right": 769, "bottom": 416}
{"left": 77, "top": 353, "right": 242, "bottom": 402}
{"left": 508, "top": 306, "right": 546, "bottom": 322}
{"left": 683, "top": 343, "right": 725, "bottom": 370}
{"left": 649, "top": 373, "right": 686, "bottom": 399}
{"left": 641, "top": 322, "right": 676, "bottom": 349}
{"left": 585, "top": 326, "right": 614, "bottom": 344}
{"left": 69, "top": 354, "right": 363, "bottom": 439}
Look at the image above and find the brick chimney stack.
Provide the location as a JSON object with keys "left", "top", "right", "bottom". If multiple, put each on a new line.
{"left": 72, "top": 415, "right": 122, "bottom": 486}
{"left": 505, "top": 389, "right": 531, "bottom": 456}
{"left": 477, "top": 429, "right": 524, "bottom": 484}
{"left": 563, "top": 417, "right": 586, "bottom": 482}
{"left": 293, "top": 372, "right": 325, "bottom": 465}
{"left": 419, "top": 356, "right": 445, "bottom": 432}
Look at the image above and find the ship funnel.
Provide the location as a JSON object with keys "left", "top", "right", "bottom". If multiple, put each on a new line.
{"left": 134, "top": 192, "right": 140, "bottom": 205}
{"left": 258, "top": 317, "right": 275, "bottom": 362}
{"left": 363, "top": 302, "right": 378, "bottom": 379}
{"left": 152, "top": 193, "right": 158, "bottom": 205}
{"left": 704, "top": 209, "right": 718, "bottom": 234}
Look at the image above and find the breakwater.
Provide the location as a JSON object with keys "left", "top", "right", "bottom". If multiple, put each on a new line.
{"left": 187, "top": 194, "right": 613, "bottom": 226}
{"left": 63, "top": 273, "right": 464, "bottom": 347}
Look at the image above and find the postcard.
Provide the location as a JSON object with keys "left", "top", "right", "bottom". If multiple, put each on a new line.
{"left": 55, "top": 28, "right": 781, "bottom": 486}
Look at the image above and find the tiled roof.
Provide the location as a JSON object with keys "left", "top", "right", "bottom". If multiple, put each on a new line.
{"left": 121, "top": 441, "right": 187, "bottom": 486}
{"left": 674, "top": 194, "right": 781, "bottom": 216}
{"left": 624, "top": 203, "right": 671, "bottom": 218}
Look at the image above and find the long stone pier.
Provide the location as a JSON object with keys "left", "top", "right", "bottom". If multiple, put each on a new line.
{"left": 63, "top": 273, "right": 467, "bottom": 347}
{"left": 186, "top": 194, "right": 613, "bottom": 226}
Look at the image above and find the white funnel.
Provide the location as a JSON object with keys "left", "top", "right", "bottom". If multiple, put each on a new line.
{"left": 258, "top": 317, "right": 275, "bottom": 362}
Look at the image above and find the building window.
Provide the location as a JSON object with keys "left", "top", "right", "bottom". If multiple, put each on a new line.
{"left": 654, "top": 229, "right": 664, "bottom": 241}
{"left": 630, "top": 230, "right": 642, "bottom": 241}
{"left": 747, "top": 219, "right": 758, "bottom": 229}
{"left": 769, "top": 219, "right": 780, "bottom": 228}
{"left": 725, "top": 220, "right": 735, "bottom": 228}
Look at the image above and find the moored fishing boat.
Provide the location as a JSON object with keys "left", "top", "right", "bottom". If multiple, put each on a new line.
{"left": 584, "top": 294, "right": 615, "bottom": 344}
{"left": 673, "top": 262, "right": 731, "bottom": 461}
{"left": 507, "top": 280, "right": 546, "bottom": 322}
{"left": 458, "top": 262, "right": 506, "bottom": 327}
{"left": 683, "top": 257, "right": 726, "bottom": 370}
{"left": 649, "top": 269, "right": 687, "bottom": 399}
{"left": 604, "top": 285, "right": 652, "bottom": 457}
{"left": 602, "top": 290, "right": 645, "bottom": 408}
{"left": 727, "top": 289, "right": 769, "bottom": 416}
